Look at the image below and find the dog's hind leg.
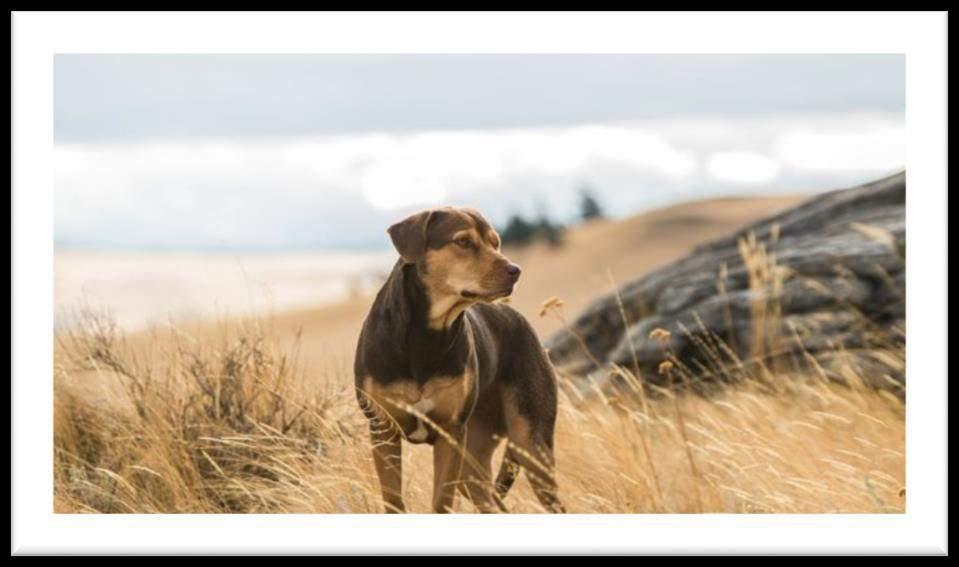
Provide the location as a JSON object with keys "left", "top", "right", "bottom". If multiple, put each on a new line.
{"left": 503, "top": 415, "right": 565, "bottom": 513}
{"left": 512, "top": 437, "right": 565, "bottom": 513}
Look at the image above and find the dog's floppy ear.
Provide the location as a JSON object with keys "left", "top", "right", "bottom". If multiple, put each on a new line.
{"left": 388, "top": 210, "right": 435, "bottom": 264}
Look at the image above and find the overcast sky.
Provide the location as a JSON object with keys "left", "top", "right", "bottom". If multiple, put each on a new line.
{"left": 54, "top": 54, "right": 905, "bottom": 251}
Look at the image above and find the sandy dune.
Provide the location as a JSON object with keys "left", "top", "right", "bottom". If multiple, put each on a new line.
{"left": 55, "top": 251, "right": 395, "bottom": 331}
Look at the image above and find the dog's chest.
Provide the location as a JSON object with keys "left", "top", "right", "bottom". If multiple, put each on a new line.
{"left": 360, "top": 372, "right": 475, "bottom": 444}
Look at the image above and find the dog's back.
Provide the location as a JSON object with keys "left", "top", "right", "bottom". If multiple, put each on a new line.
{"left": 465, "top": 302, "right": 558, "bottom": 438}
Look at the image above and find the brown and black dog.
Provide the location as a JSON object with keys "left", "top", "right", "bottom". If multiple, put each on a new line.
{"left": 354, "top": 206, "right": 564, "bottom": 513}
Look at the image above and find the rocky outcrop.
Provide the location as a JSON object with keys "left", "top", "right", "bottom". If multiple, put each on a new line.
{"left": 545, "top": 172, "right": 906, "bottom": 394}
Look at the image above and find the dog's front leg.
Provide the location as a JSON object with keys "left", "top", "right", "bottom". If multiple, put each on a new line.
{"left": 370, "top": 419, "right": 405, "bottom": 513}
{"left": 432, "top": 424, "right": 467, "bottom": 513}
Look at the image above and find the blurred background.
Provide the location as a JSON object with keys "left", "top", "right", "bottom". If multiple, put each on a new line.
{"left": 54, "top": 54, "right": 905, "bottom": 329}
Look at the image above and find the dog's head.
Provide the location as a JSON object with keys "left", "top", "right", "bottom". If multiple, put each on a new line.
{"left": 388, "top": 207, "right": 521, "bottom": 303}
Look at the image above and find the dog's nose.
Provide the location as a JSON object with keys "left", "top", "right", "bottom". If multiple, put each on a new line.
{"left": 505, "top": 263, "right": 522, "bottom": 280}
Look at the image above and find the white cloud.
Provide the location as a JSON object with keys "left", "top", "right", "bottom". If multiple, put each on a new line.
{"left": 706, "top": 151, "right": 781, "bottom": 185}
{"left": 773, "top": 123, "right": 905, "bottom": 173}
{"left": 55, "top": 112, "right": 905, "bottom": 250}
{"left": 281, "top": 125, "right": 697, "bottom": 210}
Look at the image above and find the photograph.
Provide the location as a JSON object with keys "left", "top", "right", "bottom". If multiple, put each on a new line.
{"left": 10, "top": 10, "right": 948, "bottom": 556}
{"left": 52, "top": 52, "right": 907, "bottom": 515}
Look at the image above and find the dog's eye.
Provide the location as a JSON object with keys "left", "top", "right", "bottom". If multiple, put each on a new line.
{"left": 454, "top": 237, "right": 474, "bottom": 249}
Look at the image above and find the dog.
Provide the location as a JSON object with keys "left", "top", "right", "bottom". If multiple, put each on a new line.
{"left": 354, "top": 206, "right": 564, "bottom": 513}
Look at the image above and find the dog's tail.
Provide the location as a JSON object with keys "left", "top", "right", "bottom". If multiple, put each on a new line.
{"left": 494, "top": 448, "right": 521, "bottom": 498}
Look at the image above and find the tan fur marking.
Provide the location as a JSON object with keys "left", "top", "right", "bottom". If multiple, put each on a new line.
{"left": 487, "top": 230, "right": 501, "bottom": 250}
{"left": 505, "top": 410, "right": 532, "bottom": 447}
{"left": 361, "top": 372, "right": 474, "bottom": 443}
{"left": 451, "top": 229, "right": 480, "bottom": 243}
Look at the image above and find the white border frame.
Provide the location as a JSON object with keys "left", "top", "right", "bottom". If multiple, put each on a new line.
{"left": 13, "top": 11, "right": 948, "bottom": 555}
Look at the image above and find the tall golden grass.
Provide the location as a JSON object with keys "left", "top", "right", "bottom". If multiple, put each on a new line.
{"left": 53, "top": 232, "right": 905, "bottom": 514}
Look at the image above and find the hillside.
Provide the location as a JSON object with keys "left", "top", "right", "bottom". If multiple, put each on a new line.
{"left": 200, "top": 194, "right": 805, "bottom": 380}
{"left": 54, "top": 190, "right": 905, "bottom": 514}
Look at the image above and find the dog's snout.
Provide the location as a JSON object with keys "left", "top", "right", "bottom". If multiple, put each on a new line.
{"left": 505, "top": 263, "right": 522, "bottom": 280}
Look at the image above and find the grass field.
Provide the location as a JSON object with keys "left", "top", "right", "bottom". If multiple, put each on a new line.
{"left": 53, "top": 195, "right": 905, "bottom": 514}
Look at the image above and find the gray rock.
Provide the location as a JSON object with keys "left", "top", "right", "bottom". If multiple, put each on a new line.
{"left": 546, "top": 172, "right": 906, "bottom": 394}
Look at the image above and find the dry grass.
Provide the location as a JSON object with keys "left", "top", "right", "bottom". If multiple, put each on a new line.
{"left": 553, "top": 373, "right": 904, "bottom": 513}
{"left": 54, "top": 320, "right": 904, "bottom": 514}
{"left": 53, "top": 221, "right": 904, "bottom": 514}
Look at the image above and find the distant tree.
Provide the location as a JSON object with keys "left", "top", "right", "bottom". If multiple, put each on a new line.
{"left": 579, "top": 185, "right": 605, "bottom": 222}
{"left": 535, "top": 216, "right": 565, "bottom": 247}
{"left": 531, "top": 200, "right": 566, "bottom": 248}
{"left": 500, "top": 214, "right": 537, "bottom": 246}
{"left": 499, "top": 212, "right": 566, "bottom": 248}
